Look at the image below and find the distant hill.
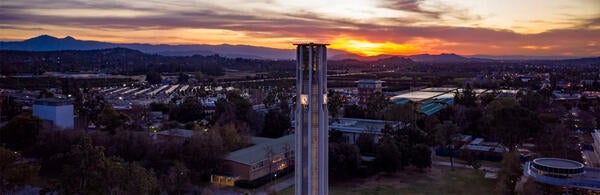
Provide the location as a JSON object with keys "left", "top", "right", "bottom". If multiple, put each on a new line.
{"left": 1, "top": 35, "right": 353, "bottom": 59}
{"left": 0, "top": 48, "right": 298, "bottom": 75}
{"left": 1, "top": 35, "right": 597, "bottom": 62}
{"left": 331, "top": 52, "right": 494, "bottom": 63}
{"left": 467, "top": 54, "right": 592, "bottom": 61}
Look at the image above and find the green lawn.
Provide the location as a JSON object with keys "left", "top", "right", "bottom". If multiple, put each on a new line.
{"left": 280, "top": 165, "right": 496, "bottom": 195}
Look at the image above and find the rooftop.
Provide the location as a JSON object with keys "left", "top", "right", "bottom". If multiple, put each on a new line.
{"left": 533, "top": 158, "right": 585, "bottom": 169}
{"left": 329, "top": 117, "right": 403, "bottom": 135}
{"left": 154, "top": 129, "right": 195, "bottom": 138}
{"left": 225, "top": 135, "right": 294, "bottom": 165}
{"left": 33, "top": 98, "right": 73, "bottom": 106}
{"left": 357, "top": 79, "right": 384, "bottom": 84}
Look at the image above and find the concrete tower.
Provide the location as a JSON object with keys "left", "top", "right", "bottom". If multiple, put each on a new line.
{"left": 294, "top": 43, "right": 328, "bottom": 195}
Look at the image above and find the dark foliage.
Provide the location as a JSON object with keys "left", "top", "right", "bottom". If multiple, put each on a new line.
{"left": 145, "top": 72, "right": 162, "bottom": 84}
{"left": 0, "top": 114, "right": 42, "bottom": 150}
{"left": 261, "top": 109, "right": 291, "bottom": 138}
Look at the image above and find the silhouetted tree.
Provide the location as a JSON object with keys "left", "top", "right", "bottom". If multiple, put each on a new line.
{"left": 365, "top": 92, "right": 388, "bottom": 119}
{"left": 261, "top": 109, "right": 291, "bottom": 138}
{"left": 182, "top": 130, "right": 226, "bottom": 180}
{"left": 328, "top": 91, "right": 345, "bottom": 120}
{"left": 0, "top": 147, "right": 39, "bottom": 192}
{"left": 454, "top": 85, "right": 477, "bottom": 107}
{"left": 356, "top": 133, "right": 376, "bottom": 155}
{"left": 329, "top": 143, "right": 360, "bottom": 180}
{"left": 146, "top": 72, "right": 162, "bottom": 84}
{"left": 0, "top": 114, "right": 42, "bottom": 150}
{"left": 435, "top": 121, "right": 459, "bottom": 170}
{"left": 329, "top": 129, "right": 345, "bottom": 143}
{"left": 169, "top": 97, "right": 204, "bottom": 123}
{"left": 411, "top": 144, "right": 431, "bottom": 172}
{"left": 0, "top": 96, "right": 21, "bottom": 121}
{"left": 149, "top": 102, "right": 170, "bottom": 114}
{"left": 96, "top": 104, "right": 129, "bottom": 134}
{"left": 496, "top": 151, "right": 522, "bottom": 194}
{"left": 382, "top": 103, "right": 416, "bottom": 122}
{"left": 161, "top": 161, "right": 191, "bottom": 194}
{"left": 343, "top": 104, "right": 365, "bottom": 118}
{"left": 177, "top": 73, "right": 189, "bottom": 84}
{"left": 376, "top": 136, "right": 401, "bottom": 173}
{"left": 490, "top": 106, "right": 542, "bottom": 150}
{"left": 214, "top": 91, "right": 252, "bottom": 124}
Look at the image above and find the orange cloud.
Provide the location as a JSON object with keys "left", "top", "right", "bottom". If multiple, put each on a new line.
{"left": 329, "top": 38, "right": 421, "bottom": 56}
{"left": 521, "top": 45, "right": 554, "bottom": 50}
{"left": 328, "top": 36, "right": 461, "bottom": 56}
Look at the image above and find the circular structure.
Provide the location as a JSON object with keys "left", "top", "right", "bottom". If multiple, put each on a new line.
{"left": 531, "top": 158, "right": 585, "bottom": 177}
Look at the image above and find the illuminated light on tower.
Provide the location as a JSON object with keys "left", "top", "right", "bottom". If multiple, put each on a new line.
{"left": 294, "top": 43, "right": 328, "bottom": 195}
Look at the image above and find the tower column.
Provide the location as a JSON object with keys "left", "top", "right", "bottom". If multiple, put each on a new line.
{"left": 295, "top": 43, "right": 328, "bottom": 195}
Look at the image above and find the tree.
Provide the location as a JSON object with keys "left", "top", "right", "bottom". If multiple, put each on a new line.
{"left": 535, "top": 124, "right": 582, "bottom": 161}
{"left": 454, "top": 85, "right": 477, "bottom": 107}
{"left": 96, "top": 104, "right": 129, "bottom": 134}
{"left": 411, "top": 144, "right": 431, "bottom": 172}
{"left": 169, "top": 97, "right": 204, "bottom": 123}
{"left": 58, "top": 135, "right": 157, "bottom": 194}
{"left": 146, "top": 72, "right": 162, "bottom": 84}
{"left": 182, "top": 130, "right": 225, "bottom": 180}
{"left": 461, "top": 150, "right": 482, "bottom": 170}
{"left": 365, "top": 92, "right": 388, "bottom": 119}
{"left": 329, "top": 129, "right": 344, "bottom": 143}
{"left": 343, "top": 104, "right": 365, "bottom": 118}
{"left": 59, "top": 136, "right": 108, "bottom": 194}
{"left": 105, "top": 131, "right": 152, "bottom": 162}
{"left": 213, "top": 123, "right": 249, "bottom": 152}
{"left": 38, "top": 89, "right": 55, "bottom": 99}
{"left": 0, "top": 147, "right": 39, "bottom": 192}
{"left": 150, "top": 102, "right": 170, "bottom": 114}
{"left": 102, "top": 158, "right": 158, "bottom": 194}
{"left": 80, "top": 94, "right": 106, "bottom": 130}
{"left": 490, "top": 106, "right": 542, "bottom": 150}
{"left": 0, "top": 96, "right": 21, "bottom": 121}
{"left": 355, "top": 133, "right": 376, "bottom": 155}
{"left": 519, "top": 91, "right": 546, "bottom": 111}
{"left": 435, "top": 121, "right": 459, "bottom": 170}
{"left": 116, "top": 162, "right": 158, "bottom": 194}
{"left": 376, "top": 136, "right": 402, "bottom": 173}
{"left": 214, "top": 91, "right": 252, "bottom": 124}
{"left": 194, "top": 71, "right": 205, "bottom": 81}
{"left": 496, "top": 151, "right": 522, "bottom": 194}
{"left": 329, "top": 143, "right": 360, "bottom": 180}
{"left": 382, "top": 103, "right": 416, "bottom": 122}
{"left": 0, "top": 114, "right": 42, "bottom": 150}
{"left": 328, "top": 91, "right": 345, "bottom": 120}
{"left": 486, "top": 98, "right": 517, "bottom": 113}
{"left": 261, "top": 109, "right": 291, "bottom": 138}
{"left": 161, "top": 161, "right": 191, "bottom": 194}
{"left": 177, "top": 73, "right": 189, "bottom": 84}
{"left": 128, "top": 104, "right": 150, "bottom": 131}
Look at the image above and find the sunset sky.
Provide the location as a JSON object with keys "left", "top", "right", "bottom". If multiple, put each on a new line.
{"left": 1, "top": 0, "right": 599, "bottom": 56}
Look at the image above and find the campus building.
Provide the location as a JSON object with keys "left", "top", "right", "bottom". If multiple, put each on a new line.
{"left": 357, "top": 80, "right": 383, "bottom": 105}
{"left": 32, "top": 98, "right": 74, "bottom": 129}
{"left": 329, "top": 117, "right": 403, "bottom": 144}
{"left": 524, "top": 158, "right": 600, "bottom": 193}
{"left": 390, "top": 88, "right": 456, "bottom": 116}
{"left": 294, "top": 43, "right": 328, "bottom": 195}
{"left": 219, "top": 135, "right": 294, "bottom": 186}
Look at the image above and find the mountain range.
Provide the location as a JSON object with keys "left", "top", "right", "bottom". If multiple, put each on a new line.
{"left": 0, "top": 35, "right": 596, "bottom": 62}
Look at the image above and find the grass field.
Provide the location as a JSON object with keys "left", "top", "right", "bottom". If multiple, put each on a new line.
{"left": 280, "top": 165, "right": 496, "bottom": 195}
